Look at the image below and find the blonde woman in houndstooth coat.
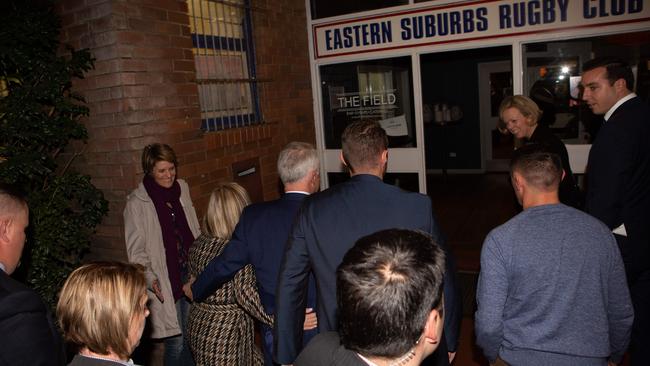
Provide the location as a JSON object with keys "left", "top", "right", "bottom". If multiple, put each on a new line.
{"left": 187, "top": 182, "right": 272, "bottom": 365}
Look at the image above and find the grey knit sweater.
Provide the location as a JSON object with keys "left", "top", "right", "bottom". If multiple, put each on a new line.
{"left": 475, "top": 204, "right": 634, "bottom": 366}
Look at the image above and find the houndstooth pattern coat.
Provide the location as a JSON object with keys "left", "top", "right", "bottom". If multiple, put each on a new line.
{"left": 187, "top": 233, "right": 273, "bottom": 365}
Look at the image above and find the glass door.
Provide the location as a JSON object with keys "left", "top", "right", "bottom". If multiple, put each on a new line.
{"left": 420, "top": 46, "right": 512, "bottom": 174}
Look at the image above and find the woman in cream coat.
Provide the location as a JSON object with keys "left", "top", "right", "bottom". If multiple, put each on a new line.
{"left": 124, "top": 143, "right": 201, "bottom": 366}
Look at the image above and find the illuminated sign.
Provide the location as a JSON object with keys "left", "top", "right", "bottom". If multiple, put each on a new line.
{"left": 313, "top": 0, "right": 650, "bottom": 58}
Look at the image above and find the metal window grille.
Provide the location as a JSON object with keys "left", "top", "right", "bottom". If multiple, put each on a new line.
{"left": 187, "top": 0, "right": 261, "bottom": 131}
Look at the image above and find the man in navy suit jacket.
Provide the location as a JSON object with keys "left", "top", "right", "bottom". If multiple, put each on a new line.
{"left": 274, "top": 121, "right": 461, "bottom": 365}
{"left": 582, "top": 58, "right": 650, "bottom": 366}
{"left": 0, "top": 184, "right": 65, "bottom": 365}
{"left": 184, "top": 142, "right": 321, "bottom": 366}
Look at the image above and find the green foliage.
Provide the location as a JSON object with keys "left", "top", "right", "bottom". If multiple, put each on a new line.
{"left": 0, "top": 0, "right": 108, "bottom": 308}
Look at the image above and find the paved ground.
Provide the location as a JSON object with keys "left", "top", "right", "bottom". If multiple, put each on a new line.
{"left": 427, "top": 173, "right": 518, "bottom": 273}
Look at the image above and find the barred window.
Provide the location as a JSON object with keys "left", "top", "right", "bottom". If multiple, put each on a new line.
{"left": 187, "top": 0, "right": 261, "bottom": 131}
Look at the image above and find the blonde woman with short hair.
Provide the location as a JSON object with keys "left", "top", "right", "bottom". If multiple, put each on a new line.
{"left": 499, "top": 95, "right": 581, "bottom": 208}
{"left": 186, "top": 182, "right": 272, "bottom": 365}
{"left": 57, "top": 261, "right": 149, "bottom": 365}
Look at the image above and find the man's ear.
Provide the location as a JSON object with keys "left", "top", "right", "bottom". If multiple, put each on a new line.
{"left": 310, "top": 169, "right": 321, "bottom": 191}
{"left": 0, "top": 217, "right": 11, "bottom": 245}
{"left": 614, "top": 78, "right": 628, "bottom": 94}
{"left": 513, "top": 171, "right": 528, "bottom": 194}
{"left": 339, "top": 151, "right": 348, "bottom": 167}
{"left": 511, "top": 171, "right": 521, "bottom": 189}
{"left": 423, "top": 308, "right": 443, "bottom": 345}
{"left": 380, "top": 149, "right": 388, "bottom": 164}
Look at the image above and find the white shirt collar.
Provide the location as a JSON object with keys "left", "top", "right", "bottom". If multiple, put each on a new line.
{"left": 0, "top": 262, "right": 5, "bottom": 273}
{"left": 356, "top": 353, "right": 378, "bottom": 365}
{"left": 285, "top": 191, "right": 310, "bottom": 195}
{"left": 604, "top": 93, "right": 636, "bottom": 121}
{"left": 77, "top": 354, "right": 136, "bottom": 366}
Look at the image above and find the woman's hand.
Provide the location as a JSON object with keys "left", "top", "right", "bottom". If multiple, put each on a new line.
{"left": 151, "top": 279, "right": 164, "bottom": 303}
{"left": 182, "top": 276, "right": 195, "bottom": 301}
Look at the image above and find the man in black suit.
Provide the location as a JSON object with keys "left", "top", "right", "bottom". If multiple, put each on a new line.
{"left": 0, "top": 184, "right": 65, "bottom": 365}
{"left": 183, "top": 142, "right": 320, "bottom": 366}
{"left": 274, "top": 121, "right": 460, "bottom": 365}
{"left": 582, "top": 57, "right": 650, "bottom": 366}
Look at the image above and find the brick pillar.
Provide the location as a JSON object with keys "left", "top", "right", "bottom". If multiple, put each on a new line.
{"left": 56, "top": 0, "right": 316, "bottom": 261}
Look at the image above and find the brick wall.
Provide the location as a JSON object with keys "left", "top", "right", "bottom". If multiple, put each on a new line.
{"left": 254, "top": 0, "right": 316, "bottom": 195}
{"left": 57, "top": 0, "right": 315, "bottom": 261}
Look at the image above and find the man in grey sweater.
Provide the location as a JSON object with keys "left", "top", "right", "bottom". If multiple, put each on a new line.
{"left": 475, "top": 144, "right": 634, "bottom": 366}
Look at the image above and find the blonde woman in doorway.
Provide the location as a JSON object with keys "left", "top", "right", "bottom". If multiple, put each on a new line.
{"left": 499, "top": 95, "right": 581, "bottom": 208}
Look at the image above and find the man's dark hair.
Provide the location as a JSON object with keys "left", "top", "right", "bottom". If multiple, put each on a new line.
{"left": 510, "top": 144, "right": 562, "bottom": 192}
{"left": 582, "top": 57, "right": 634, "bottom": 91}
{"left": 337, "top": 229, "right": 445, "bottom": 359}
{"left": 341, "top": 120, "right": 388, "bottom": 172}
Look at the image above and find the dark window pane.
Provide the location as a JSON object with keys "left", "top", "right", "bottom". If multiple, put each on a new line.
{"left": 320, "top": 56, "right": 416, "bottom": 149}
{"left": 523, "top": 30, "right": 650, "bottom": 143}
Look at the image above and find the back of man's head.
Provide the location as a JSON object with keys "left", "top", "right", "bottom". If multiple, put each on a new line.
{"left": 277, "top": 142, "right": 319, "bottom": 185}
{"left": 337, "top": 229, "right": 445, "bottom": 359}
{"left": 582, "top": 57, "right": 634, "bottom": 91}
{"left": 510, "top": 144, "right": 562, "bottom": 193}
{"left": 0, "top": 184, "right": 27, "bottom": 220}
{"left": 341, "top": 121, "right": 388, "bottom": 173}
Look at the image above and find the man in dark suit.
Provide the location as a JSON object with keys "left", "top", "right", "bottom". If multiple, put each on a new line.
{"left": 0, "top": 184, "right": 65, "bottom": 365}
{"left": 582, "top": 57, "right": 650, "bottom": 366}
{"left": 183, "top": 142, "right": 320, "bottom": 366}
{"left": 274, "top": 121, "right": 461, "bottom": 366}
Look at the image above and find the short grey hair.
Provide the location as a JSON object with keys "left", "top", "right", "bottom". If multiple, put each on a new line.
{"left": 0, "top": 184, "right": 27, "bottom": 218}
{"left": 277, "top": 142, "right": 319, "bottom": 184}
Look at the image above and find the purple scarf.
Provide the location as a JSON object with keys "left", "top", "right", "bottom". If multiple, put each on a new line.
{"left": 143, "top": 175, "right": 196, "bottom": 301}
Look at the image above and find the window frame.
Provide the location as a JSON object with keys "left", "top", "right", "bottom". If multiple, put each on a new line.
{"left": 188, "top": 0, "right": 262, "bottom": 132}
